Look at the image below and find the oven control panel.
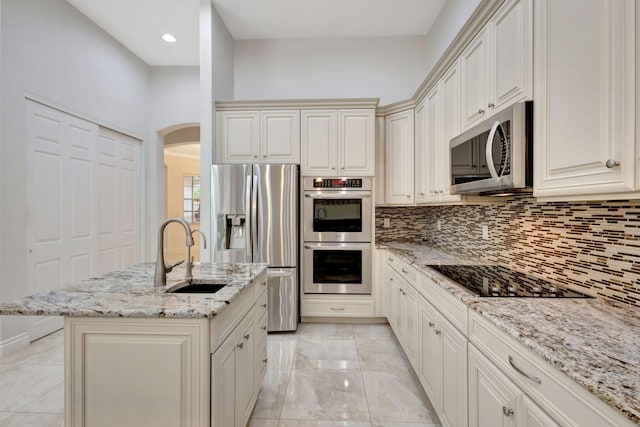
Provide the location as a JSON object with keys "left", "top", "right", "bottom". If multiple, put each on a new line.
{"left": 312, "top": 178, "right": 363, "bottom": 188}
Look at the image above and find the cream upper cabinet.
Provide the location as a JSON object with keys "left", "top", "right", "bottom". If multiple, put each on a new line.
{"left": 301, "top": 109, "right": 375, "bottom": 176}
{"left": 339, "top": 109, "right": 375, "bottom": 175}
{"left": 533, "top": 0, "right": 637, "bottom": 199}
{"left": 414, "top": 100, "right": 429, "bottom": 203}
{"left": 385, "top": 109, "right": 415, "bottom": 204}
{"left": 421, "top": 62, "right": 462, "bottom": 205}
{"left": 461, "top": 27, "right": 489, "bottom": 129}
{"left": 461, "top": 0, "right": 532, "bottom": 130}
{"left": 260, "top": 110, "right": 300, "bottom": 163}
{"left": 217, "top": 110, "right": 300, "bottom": 164}
{"left": 218, "top": 111, "right": 260, "bottom": 163}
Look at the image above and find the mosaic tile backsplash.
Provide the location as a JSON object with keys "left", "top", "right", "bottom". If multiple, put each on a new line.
{"left": 376, "top": 196, "right": 640, "bottom": 306}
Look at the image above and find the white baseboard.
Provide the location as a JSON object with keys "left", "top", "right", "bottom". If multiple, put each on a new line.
{"left": 0, "top": 332, "right": 30, "bottom": 359}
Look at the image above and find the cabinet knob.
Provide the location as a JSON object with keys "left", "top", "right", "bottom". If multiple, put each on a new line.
{"left": 388, "top": 257, "right": 394, "bottom": 261}
{"left": 606, "top": 159, "right": 620, "bottom": 168}
{"left": 253, "top": 155, "right": 258, "bottom": 158}
{"left": 478, "top": 109, "right": 485, "bottom": 115}
{"left": 502, "top": 407, "right": 514, "bottom": 417}
{"left": 261, "top": 325, "right": 267, "bottom": 330}
{"left": 435, "top": 329, "right": 441, "bottom": 335}
{"left": 262, "top": 358, "right": 268, "bottom": 363}
{"left": 401, "top": 268, "right": 409, "bottom": 274}
{"left": 406, "top": 195, "right": 411, "bottom": 198}
{"left": 417, "top": 192, "right": 425, "bottom": 196}
{"left": 488, "top": 102, "right": 495, "bottom": 108}
{"left": 263, "top": 154, "right": 267, "bottom": 158}
{"left": 244, "top": 333, "right": 250, "bottom": 340}
{"left": 262, "top": 303, "right": 267, "bottom": 308}
{"left": 332, "top": 166, "right": 336, "bottom": 170}
{"left": 428, "top": 321, "right": 434, "bottom": 328}
{"left": 237, "top": 342, "right": 244, "bottom": 349}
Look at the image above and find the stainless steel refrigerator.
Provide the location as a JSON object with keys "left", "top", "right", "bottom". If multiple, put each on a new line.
{"left": 211, "top": 164, "right": 299, "bottom": 332}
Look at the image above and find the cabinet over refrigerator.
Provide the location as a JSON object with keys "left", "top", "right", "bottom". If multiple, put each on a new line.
{"left": 211, "top": 164, "right": 299, "bottom": 332}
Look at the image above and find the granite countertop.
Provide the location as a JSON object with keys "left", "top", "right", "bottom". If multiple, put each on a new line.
{"left": 381, "top": 242, "right": 640, "bottom": 425}
{"left": 0, "top": 262, "right": 268, "bottom": 319}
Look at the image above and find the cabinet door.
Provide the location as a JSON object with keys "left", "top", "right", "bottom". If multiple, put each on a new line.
{"left": 439, "top": 61, "right": 463, "bottom": 203}
{"left": 461, "top": 28, "right": 489, "bottom": 129}
{"left": 440, "top": 319, "right": 468, "bottom": 427}
{"left": 402, "top": 283, "right": 420, "bottom": 367}
{"left": 424, "top": 85, "right": 442, "bottom": 203}
{"left": 468, "top": 346, "right": 518, "bottom": 427}
{"left": 261, "top": 110, "right": 300, "bottom": 163}
{"left": 533, "top": 0, "right": 636, "bottom": 198}
{"left": 218, "top": 111, "right": 260, "bottom": 163}
{"left": 235, "top": 311, "right": 255, "bottom": 427}
{"left": 516, "top": 395, "right": 560, "bottom": 427}
{"left": 387, "top": 269, "right": 401, "bottom": 336}
{"left": 385, "top": 110, "right": 415, "bottom": 204}
{"left": 414, "top": 100, "right": 428, "bottom": 203}
{"left": 212, "top": 333, "right": 237, "bottom": 427}
{"left": 489, "top": 0, "right": 533, "bottom": 112}
{"left": 339, "top": 109, "right": 375, "bottom": 175}
{"left": 419, "top": 297, "right": 441, "bottom": 408}
{"left": 301, "top": 110, "right": 338, "bottom": 175}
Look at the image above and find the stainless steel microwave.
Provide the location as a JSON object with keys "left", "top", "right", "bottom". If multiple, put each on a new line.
{"left": 449, "top": 101, "right": 533, "bottom": 195}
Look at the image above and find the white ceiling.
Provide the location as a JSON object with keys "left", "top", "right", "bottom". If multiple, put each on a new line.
{"left": 66, "top": 0, "right": 446, "bottom": 66}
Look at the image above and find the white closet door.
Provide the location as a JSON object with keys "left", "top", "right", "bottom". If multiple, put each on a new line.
{"left": 25, "top": 101, "right": 141, "bottom": 340}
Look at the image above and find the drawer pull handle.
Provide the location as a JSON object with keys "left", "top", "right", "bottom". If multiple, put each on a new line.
{"left": 330, "top": 307, "right": 345, "bottom": 311}
{"left": 244, "top": 333, "right": 250, "bottom": 340}
{"left": 428, "top": 321, "right": 434, "bottom": 328}
{"left": 237, "top": 342, "right": 244, "bottom": 349}
{"left": 502, "top": 406, "right": 514, "bottom": 417}
{"left": 508, "top": 355, "right": 542, "bottom": 384}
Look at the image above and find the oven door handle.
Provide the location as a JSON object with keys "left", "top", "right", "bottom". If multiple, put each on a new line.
{"left": 304, "top": 243, "right": 371, "bottom": 250}
{"left": 304, "top": 191, "right": 371, "bottom": 199}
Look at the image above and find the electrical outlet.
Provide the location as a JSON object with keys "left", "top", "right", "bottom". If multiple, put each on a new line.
{"left": 437, "top": 219, "right": 442, "bottom": 231}
{"left": 482, "top": 225, "right": 489, "bottom": 240}
{"left": 383, "top": 218, "right": 391, "bottom": 228}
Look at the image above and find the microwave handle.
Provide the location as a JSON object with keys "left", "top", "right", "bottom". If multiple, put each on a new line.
{"left": 485, "top": 120, "right": 505, "bottom": 182}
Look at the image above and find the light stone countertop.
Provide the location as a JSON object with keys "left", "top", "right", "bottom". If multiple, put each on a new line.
{"left": 381, "top": 242, "right": 640, "bottom": 425}
{"left": 0, "top": 262, "right": 268, "bottom": 318}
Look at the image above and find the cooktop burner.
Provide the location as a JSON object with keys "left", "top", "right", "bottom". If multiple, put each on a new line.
{"left": 428, "top": 265, "right": 593, "bottom": 298}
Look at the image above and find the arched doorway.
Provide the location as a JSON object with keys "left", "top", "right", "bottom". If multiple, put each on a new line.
{"left": 161, "top": 125, "right": 202, "bottom": 263}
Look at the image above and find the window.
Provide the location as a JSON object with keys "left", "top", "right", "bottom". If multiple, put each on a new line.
{"left": 183, "top": 175, "right": 200, "bottom": 223}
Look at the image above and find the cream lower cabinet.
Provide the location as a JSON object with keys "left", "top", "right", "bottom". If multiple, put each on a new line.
{"left": 469, "top": 345, "right": 559, "bottom": 427}
{"left": 419, "top": 296, "right": 468, "bottom": 427}
{"left": 533, "top": 0, "right": 637, "bottom": 200}
{"left": 386, "top": 257, "right": 419, "bottom": 366}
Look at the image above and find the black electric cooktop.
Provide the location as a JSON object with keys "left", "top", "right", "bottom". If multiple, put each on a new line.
{"left": 428, "top": 265, "right": 593, "bottom": 298}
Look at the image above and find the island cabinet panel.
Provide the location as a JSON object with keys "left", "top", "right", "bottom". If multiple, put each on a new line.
{"left": 65, "top": 318, "right": 210, "bottom": 427}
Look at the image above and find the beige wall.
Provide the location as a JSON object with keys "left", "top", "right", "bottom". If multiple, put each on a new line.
{"left": 164, "top": 152, "right": 201, "bottom": 262}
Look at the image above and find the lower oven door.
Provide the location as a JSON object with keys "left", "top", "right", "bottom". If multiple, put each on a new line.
{"left": 303, "top": 242, "right": 372, "bottom": 294}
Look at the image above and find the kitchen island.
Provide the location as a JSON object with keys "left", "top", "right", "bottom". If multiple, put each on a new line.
{"left": 381, "top": 242, "right": 640, "bottom": 426}
{"left": 0, "top": 262, "right": 268, "bottom": 427}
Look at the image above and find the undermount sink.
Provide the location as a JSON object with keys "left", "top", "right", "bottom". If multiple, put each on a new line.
{"left": 166, "top": 279, "right": 228, "bottom": 294}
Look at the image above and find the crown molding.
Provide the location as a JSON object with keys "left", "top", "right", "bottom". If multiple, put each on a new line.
{"left": 376, "top": 98, "right": 417, "bottom": 117}
{"left": 215, "top": 98, "right": 380, "bottom": 111}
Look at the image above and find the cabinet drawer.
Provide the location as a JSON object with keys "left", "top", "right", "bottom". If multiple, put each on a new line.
{"left": 386, "top": 254, "right": 417, "bottom": 285}
{"left": 255, "top": 312, "right": 268, "bottom": 349}
{"left": 418, "top": 273, "right": 468, "bottom": 336}
{"left": 301, "top": 298, "right": 374, "bottom": 317}
{"left": 211, "top": 281, "right": 257, "bottom": 353}
{"left": 256, "top": 286, "right": 268, "bottom": 319}
{"left": 469, "top": 311, "right": 633, "bottom": 427}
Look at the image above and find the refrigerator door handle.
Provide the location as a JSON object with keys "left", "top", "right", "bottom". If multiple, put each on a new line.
{"left": 244, "top": 173, "right": 252, "bottom": 262}
{"left": 251, "top": 174, "right": 259, "bottom": 261}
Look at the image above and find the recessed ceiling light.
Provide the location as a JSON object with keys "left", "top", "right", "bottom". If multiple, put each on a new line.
{"left": 162, "top": 33, "right": 177, "bottom": 43}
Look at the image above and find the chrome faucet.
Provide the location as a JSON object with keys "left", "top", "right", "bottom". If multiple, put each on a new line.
{"left": 155, "top": 217, "right": 195, "bottom": 287}
{"left": 186, "top": 229, "right": 207, "bottom": 281}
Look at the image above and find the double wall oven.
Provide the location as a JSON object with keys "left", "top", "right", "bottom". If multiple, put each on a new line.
{"left": 303, "top": 177, "right": 372, "bottom": 294}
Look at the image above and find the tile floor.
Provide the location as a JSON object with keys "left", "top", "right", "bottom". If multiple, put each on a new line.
{"left": 0, "top": 323, "right": 441, "bottom": 427}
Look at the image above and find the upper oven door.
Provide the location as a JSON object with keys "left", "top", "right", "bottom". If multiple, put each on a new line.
{"left": 303, "top": 190, "right": 372, "bottom": 242}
